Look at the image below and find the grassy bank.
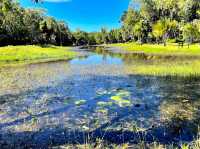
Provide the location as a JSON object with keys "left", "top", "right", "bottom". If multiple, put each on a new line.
{"left": 109, "top": 43, "right": 200, "bottom": 77}
{"left": 128, "top": 61, "right": 200, "bottom": 77}
{"left": 110, "top": 43, "right": 200, "bottom": 56}
{"left": 0, "top": 45, "right": 76, "bottom": 66}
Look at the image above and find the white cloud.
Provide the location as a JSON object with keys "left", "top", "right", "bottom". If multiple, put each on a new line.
{"left": 44, "top": 0, "right": 71, "bottom": 2}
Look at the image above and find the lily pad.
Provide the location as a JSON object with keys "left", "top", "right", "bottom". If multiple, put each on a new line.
{"left": 97, "top": 109, "right": 108, "bottom": 114}
{"left": 82, "top": 125, "right": 90, "bottom": 131}
{"left": 117, "top": 100, "right": 132, "bottom": 107}
{"left": 75, "top": 100, "right": 86, "bottom": 106}
{"left": 116, "top": 90, "right": 130, "bottom": 97}
{"left": 111, "top": 95, "right": 123, "bottom": 101}
{"left": 111, "top": 95, "right": 132, "bottom": 107}
{"left": 97, "top": 101, "right": 113, "bottom": 107}
{"left": 96, "top": 90, "right": 108, "bottom": 95}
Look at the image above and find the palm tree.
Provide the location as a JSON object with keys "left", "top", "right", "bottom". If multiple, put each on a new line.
{"left": 183, "top": 23, "right": 198, "bottom": 48}
{"left": 152, "top": 19, "right": 170, "bottom": 46}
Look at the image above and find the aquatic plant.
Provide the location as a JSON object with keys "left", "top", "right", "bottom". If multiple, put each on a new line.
{"left": 75, "top": 100, "right": 87, "bottom": 106}
{"left": 96, "top": 109, "right": 108, "bottom": 114}
{"left": 190, "top": 137, "right": 200, "bottom": 149}
{"left": 96, "top": 89, "right": 111, "bottom": 96}
{"left": 110, "top": 90, "right": 132, "bottom": 107}
{"left": 111, "top": 98, "right": 131, "bottom": 107}
{"left": 97, "top": 101, "right": 113, "bottom": 107}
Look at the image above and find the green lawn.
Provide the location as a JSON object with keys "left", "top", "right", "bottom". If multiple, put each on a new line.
{"left": 0, "top": 45, "right": 76, "bottom": 66}
{"left": 109, "top": 43, "right": 200, "bottom": 56}
{"left": 109, "top": 43, "right": 200, "bottom": 77}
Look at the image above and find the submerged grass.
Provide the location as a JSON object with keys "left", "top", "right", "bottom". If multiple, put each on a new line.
{"left": 129, "top": 60, "right": 200, "bottom": 77}
{"left": 0, "top": 45, "right": 76, "bottom": 66}
{"left": 54, "top": 136, "right": 200, "bottom": 149}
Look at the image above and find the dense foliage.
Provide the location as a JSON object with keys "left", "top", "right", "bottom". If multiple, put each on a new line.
{"left": 1, "top": 0, "right": 200, "bottom": 46}
{"left": 64, "top": 0, "right": 200, "bottom": 46}
{"left": 0, "top": 0, "right": 73, "bottom": 46}
{"left": 117, "top": 0, "right": 200, "bottom": 46}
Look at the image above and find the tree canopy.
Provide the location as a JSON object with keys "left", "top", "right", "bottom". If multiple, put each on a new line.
{"left": 0, "top": 0, "right": 200, "bottom": 46}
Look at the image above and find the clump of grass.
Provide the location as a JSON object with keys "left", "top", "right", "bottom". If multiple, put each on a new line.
{"left": 190, "top": 137, "right": 200, "bottom": 149}
{"left": 0, "top": 45, "right": 76, "bottom": 66}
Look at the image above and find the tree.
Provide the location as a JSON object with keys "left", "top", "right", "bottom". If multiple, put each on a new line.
{"left": 121, "top": 8, "right": 141, "bottom": 42}
{"left": 114, "top": 29, "right": 123, "bottom": 43}
{"left": 39, "top": 17, "right": 60, "bottom": 44}
{"left": 1, "top": 0, "right": 200, "bottom": 46}
{"left": 132, "top": 21, "right": 143, "bottom": 44}
{"left": 183, "top": 23, "right": 198, "bottom": 48}
{"left": 0, "top": 0, "right": 73, "bottom": 46}
{"left": 23, "top": 9, "right": 43, "bottom": 44}
{"left": 94, "top": 32, "right": 103, "bottom": 44}
{"left": 100, "top": 28, "right": 109, "bottom": 44}
{"left": 132, "top": 19, "right": 151, "bottom": 44}
{"left": 73, "top": 29, "right": 89, "bottom": 46}
{"left": 182, "top": 0, "right": 200, "bottom": 22}
{"left": 152, "top": 19, "right": 168, "bottom": 45}
{"left": 134, "top": 0, "right": 158, "bottom": 22}
{"left": 192, "top": 20, "right": 200, "bottom": 45}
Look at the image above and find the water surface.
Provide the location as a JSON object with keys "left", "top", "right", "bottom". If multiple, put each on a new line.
{"left": 0, "top": 46, "right": 200, "bottom": 148}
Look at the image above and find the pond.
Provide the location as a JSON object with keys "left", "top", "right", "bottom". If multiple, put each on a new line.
{"left": 0, "top": 46, "right": 200, "bottom": 148}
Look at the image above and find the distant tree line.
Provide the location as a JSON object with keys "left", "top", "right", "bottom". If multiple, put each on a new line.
{"left": 1, "top": 0, "right": 200, "bottom": 46}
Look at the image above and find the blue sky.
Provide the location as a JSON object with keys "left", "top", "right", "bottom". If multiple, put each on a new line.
{"left": 20, "top": 0, "right": 131, "bottom": 32}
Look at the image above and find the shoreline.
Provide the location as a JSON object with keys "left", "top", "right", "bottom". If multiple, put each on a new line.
{"left": 0, "top": 45, "right": 77, "bottom": 67}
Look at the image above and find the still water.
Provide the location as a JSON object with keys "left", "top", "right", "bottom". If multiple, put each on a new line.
{"left": 0, "top": 46, "right": 200, "bottom": 148}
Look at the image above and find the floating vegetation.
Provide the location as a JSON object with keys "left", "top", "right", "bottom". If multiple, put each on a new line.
{"left": 63, "top": 99, "right": 70, "bottom": 105}
{"left": 75, "top": 100, "right": 87, "bottom": 106}
{"left": 160, "top": 100, "right": 197, "bottom": 122}
{"left": 111, "top": 97, "right": 131, "bottom": 107}
{"left": 0, "top": 109, "right": 6, "bottom": 115}
{"left": 63, "top": 97, "right": 74, "bottom": 105}
{"left": 31, "top": 116, "right": 38, "bottom": 125}
{"left": 96, "top": 109, "right": 108, "bottom": 114}
{"left": 2, "top": 46, "right": 200, "bottom": 148}
{"left": 82, "top": 125, "right": 90, "bottom": 131}
{"left": 131, "top": 121, "right": 145, "bottom": 132}
{"left": 111, "top": 95, "right": 122, "bottom": 101}
{"left": 97, "top": 101, "right": 113, "bottom": 107}
{"left": 96, "top": 89, "right": 111, "bottom": 96}
{"left": 110, "top": 90, "right": 132, "bottom": 107}
{"left": 116, "top": 90, "right": 130, "bottom": 97}
{"left": 96, "top": 89, "right": 133, "bottom": 107}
